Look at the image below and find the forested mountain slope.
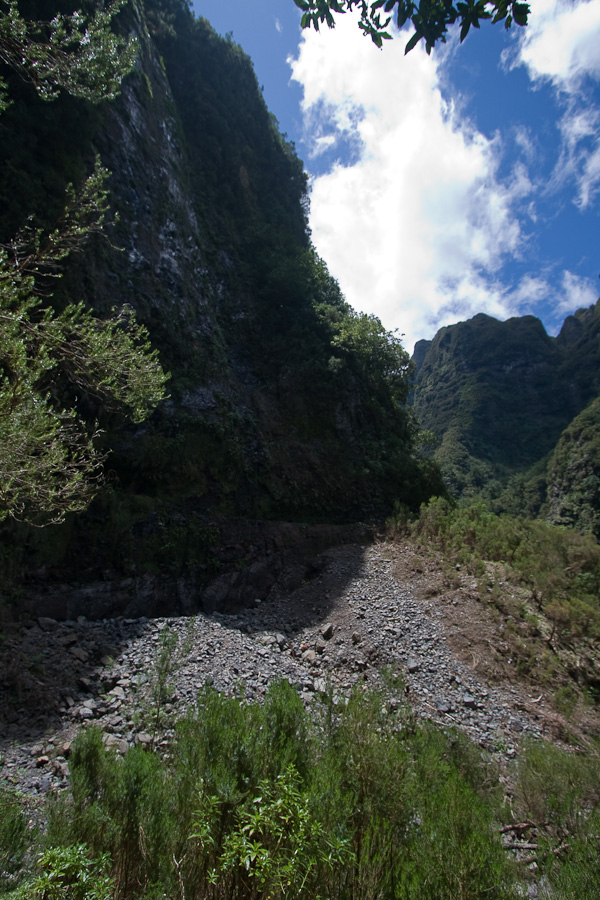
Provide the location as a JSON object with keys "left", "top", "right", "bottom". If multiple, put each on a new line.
{"left": 0, "top": 0, "right": 443, "bottom": 614}
{"left": 412, "top": 302, "right": 600, "bottom": 533}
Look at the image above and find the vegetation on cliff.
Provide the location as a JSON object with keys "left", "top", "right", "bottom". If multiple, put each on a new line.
{"left": 546, "top": 395, "right": 600, "bottom": 537}
{"left": 412, "top": 304, "right": 600, "bottom": 536}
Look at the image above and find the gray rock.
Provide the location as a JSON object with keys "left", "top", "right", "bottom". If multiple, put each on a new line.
{"left": 321, "top": 622, "right": 334, "bottom": 640}
{"left": 109, "top": 686, "right": 126, "bottom": 700}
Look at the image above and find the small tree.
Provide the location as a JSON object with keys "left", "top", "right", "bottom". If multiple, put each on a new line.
{"left": 0, "top": 1, "right": 168, "bottom": 525}
{"left": 0, "top": 161, "right": 168, "bottom": 524}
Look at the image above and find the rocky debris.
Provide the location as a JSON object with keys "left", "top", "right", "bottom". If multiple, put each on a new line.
{"left": 0, "top": 541, "right": 585, "bottom": 799}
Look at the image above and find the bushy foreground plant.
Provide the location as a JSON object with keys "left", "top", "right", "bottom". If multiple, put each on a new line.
{"left": 192, "top": 763, "right": 350, "bottom": 899}
{"left": 3, "top": 680, "right": 598, "bottom": 899}
{"left": 6, "top": 845, "right": 113, "bottom": 900}
{"left": 511, "top": 739, "right": 600, "bottom": 899}
{"left": 0, "top": 787, "right": 29, "bottom": 893}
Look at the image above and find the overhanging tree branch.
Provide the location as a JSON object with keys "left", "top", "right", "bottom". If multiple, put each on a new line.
{"left": 0, "top": 0, "right": 137, "bottom": 112}
{"left": 293, "top": 0, "right": 529, "bottom": 53}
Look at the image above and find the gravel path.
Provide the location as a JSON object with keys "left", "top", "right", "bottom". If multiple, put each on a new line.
{"left": 0, "top": 541, "right": 562, "bottom": 798}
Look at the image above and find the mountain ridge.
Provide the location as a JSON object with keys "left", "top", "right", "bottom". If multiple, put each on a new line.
{"left": 411, "top": 301, "right": 600, "bottom": 532}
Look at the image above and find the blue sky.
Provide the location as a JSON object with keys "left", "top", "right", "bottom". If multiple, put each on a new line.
{"left": 194, "top": 0, "right": 600, "bottom": 353}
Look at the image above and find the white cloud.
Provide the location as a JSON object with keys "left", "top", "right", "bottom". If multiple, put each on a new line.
{"left": 289, "top": 18, "right": 530, "bottom": 352}
{"left": 513, "top": 0, "right": 600, "bottom": 89}
{"left": 555, "top": 270, "right": 598, "bottom": 316}
{"left": 274, "top": 17, "right": 283, "bottom": 34}
{"left": 553, "top": 108, "right": 600, "bottom": 208}
{"left": 509, "top": 0, "right": 600, "bottom": 208}
{"left": 498, "top": 270, "right": 598, "bottom": 334}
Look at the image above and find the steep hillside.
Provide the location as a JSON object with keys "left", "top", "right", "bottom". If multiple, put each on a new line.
{"left": 546, "top": 395, "right": 600, "bottom": 536}
{"left": 412, "top": 303, "right": 600, "bottom": 530}
{"left": 0, "top": 0, "right": 443, "bottom": 614}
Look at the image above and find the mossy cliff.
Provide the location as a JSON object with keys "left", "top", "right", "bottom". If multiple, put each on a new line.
{"left": 0, "top": 0, "right": 443, "bottom": 616}
{"left": 412, "top": 302, "right": 600, "bottom": 534}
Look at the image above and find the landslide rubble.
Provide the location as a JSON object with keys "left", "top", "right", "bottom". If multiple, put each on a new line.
{"left": 0, "top": 540, "right": 588, "bottom": 798}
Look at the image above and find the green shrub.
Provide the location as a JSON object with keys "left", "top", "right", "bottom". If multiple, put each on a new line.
{"left": 6, "top": 845, "right": 113, "bottom": 900}
{"left": 0, "top": 788, "right": 30, "bottom": 893}
{"left": 192, "top": 763, "right": 350, "bottom": 900}
{"left": 38, "top": 684, "right": 600, "bottom": 900}
{"left": 413, "top": 499, "right": 600, "bottom": 669}
{"left": 514, "top": 739, "right": 600, "bottom": 835}
{"left": 547, "top": 810, "right": 600, "bottom": 899}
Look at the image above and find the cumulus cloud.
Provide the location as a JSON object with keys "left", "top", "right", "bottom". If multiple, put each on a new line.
{"left": 554, "top": 270, "right": 599, "bottom": 317}
{"left": 501, "top": 270, "right": 598, "bottom": 331}
{"left": 512, "top": 0, "right": 600, "bottom": 89}
{"left": 289, "top": 17, "right": 530, "bottom": 352}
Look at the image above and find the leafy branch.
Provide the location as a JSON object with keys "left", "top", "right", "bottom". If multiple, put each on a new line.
{"left": 0, "top": 0, "right": 137, "bottom": 113}
{"left": 293, "top": 0, "right": 529, "bottom": 53}
{"left": 0, "top": 164, "right": 169, "bottom": 525}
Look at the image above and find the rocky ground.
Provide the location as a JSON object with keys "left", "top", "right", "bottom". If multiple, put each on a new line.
{"left": 1, "top": 539, "right": 595, "bottom": 801}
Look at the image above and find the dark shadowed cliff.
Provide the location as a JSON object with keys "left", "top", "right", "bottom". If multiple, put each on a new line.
{"left": 0, "top": 0, "right": 444, "bottom": 617}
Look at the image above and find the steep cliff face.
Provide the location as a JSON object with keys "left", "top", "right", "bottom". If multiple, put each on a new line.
{"left": 0, "top": 0, "right": 443, "bottom": 613}
{"left": 412, "top": 304, "right": 600, "bottom": 522}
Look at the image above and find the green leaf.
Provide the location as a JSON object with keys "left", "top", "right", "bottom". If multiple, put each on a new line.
{"left": 404, "top": 29, "right": 421, "bottom": 53}
{"left": 513, "top": 2, "right": 529, "bottom": 25}
{"left": 397, "top": 6, "right": 410, "bottom": 27}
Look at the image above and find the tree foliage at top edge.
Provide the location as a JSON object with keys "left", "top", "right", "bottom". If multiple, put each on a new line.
{"left": 293, "top": 0, "right": 529, "bottom": 54}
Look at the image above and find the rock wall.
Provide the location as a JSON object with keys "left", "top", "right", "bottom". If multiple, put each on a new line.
{"left": 21, "top": 520, "right": 369, "bottom": 621}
